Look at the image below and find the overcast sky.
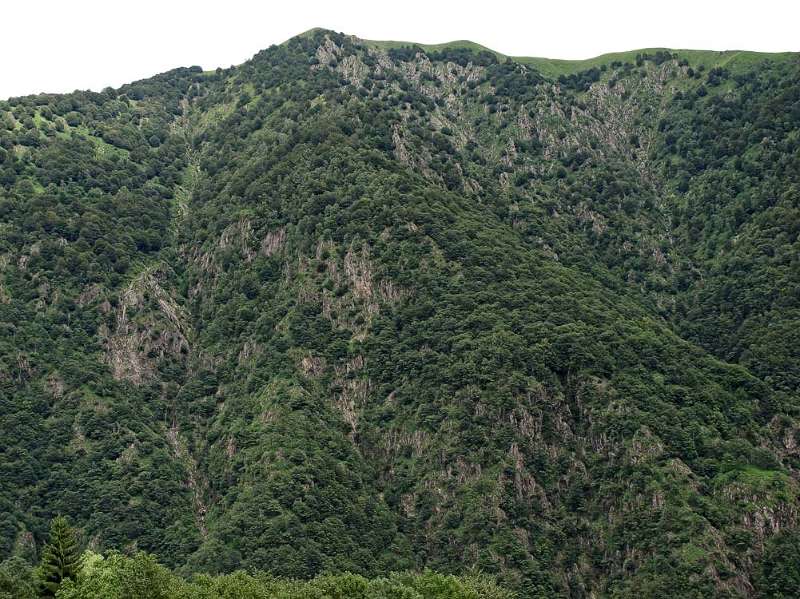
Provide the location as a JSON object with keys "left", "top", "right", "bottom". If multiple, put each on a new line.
{"left": 3, "top": 0, "right": 798, "bottom": 99}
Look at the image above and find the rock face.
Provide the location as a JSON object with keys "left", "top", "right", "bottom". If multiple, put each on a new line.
{"left": 1, "top": 28, "right": 799, "bottom": 597}
{"left": 103, "top": 266, "right": 190, "bottom": 385}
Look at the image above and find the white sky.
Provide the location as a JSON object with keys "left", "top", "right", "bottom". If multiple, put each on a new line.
{"left": 3, "top": 0, "right": 798, "bottom": 99}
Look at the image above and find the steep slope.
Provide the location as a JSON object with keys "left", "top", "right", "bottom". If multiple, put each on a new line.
{"left": 0, "top": 67, "right": 213, "bottom": 567}
{"left": 1, "top": 29, "right": 798, "bottom": 597}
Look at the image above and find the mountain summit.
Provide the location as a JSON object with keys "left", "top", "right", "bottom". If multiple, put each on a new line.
{"left": 1, "top": 29, "right": 799, "bottom": 597}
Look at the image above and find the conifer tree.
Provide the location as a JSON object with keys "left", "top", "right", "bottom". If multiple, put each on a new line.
{"left": 37, "top": 516, "right": 81, "bottom": 597}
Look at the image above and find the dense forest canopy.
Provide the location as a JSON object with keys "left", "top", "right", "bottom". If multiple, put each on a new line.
{"left": 1, "top": 29, "right": 799, "bottom": 597}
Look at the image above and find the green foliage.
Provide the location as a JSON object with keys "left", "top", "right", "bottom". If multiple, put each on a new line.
{"left": 56, "top": 552, "right": 175, "bottom": 599}
{"left": 37, "top": 517, "right": 82, "bottom": 596}
{"left": 53, "top": 551, "right": 513, "bottom": 599}
{"left": 0, "top": 27, "right": 799, "bottom": 597}
{"left": 0, "top": 556, "right": 37, "bottom": 599}
{"left": 754, "top": 530, "right": 800, "bottom": 598}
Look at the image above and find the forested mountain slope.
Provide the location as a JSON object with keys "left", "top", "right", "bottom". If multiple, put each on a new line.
{"left": 1, "top": 29, "right": 799, "bottom": 597}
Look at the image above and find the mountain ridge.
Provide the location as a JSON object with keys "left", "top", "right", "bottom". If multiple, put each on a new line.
{"left": 307, "top": 28, "right": 797, "bottom": 77}
{"left": 7, "top": 27, "right": 796, "bottom": 100}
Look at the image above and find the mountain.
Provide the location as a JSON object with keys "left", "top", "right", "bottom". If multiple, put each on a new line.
{"left": 1, "top": 29, "right": 799, "bottom": 597}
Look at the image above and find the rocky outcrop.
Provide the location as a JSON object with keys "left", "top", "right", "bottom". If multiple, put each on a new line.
{"left": 102, "top": 265, "right": 190, "bottom": 385}
{"left": 167, "top": 423, "right": 209, "bottom": 538}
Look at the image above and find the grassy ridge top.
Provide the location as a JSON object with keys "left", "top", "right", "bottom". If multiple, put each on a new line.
{"left": 356, "top": 33, "right": 796, "bottom": 77}
{"left": 515, "top": 48, "right": 797, "bottom": 77}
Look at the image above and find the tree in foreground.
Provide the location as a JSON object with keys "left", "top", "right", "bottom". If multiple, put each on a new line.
{"left": 37, "top": 516, "right": 82, "bottom": 597}
{"left": 55, "top": 550, "right": 516, "bottom": 598}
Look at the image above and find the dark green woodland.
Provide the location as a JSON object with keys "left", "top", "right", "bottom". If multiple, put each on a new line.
{"left": 1, "top": 29, "right": 799, "bottom": 597}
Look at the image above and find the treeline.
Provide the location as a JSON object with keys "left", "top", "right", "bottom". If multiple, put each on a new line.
{"left": 0, "top": 518, "right": 512, "bottom": 599}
